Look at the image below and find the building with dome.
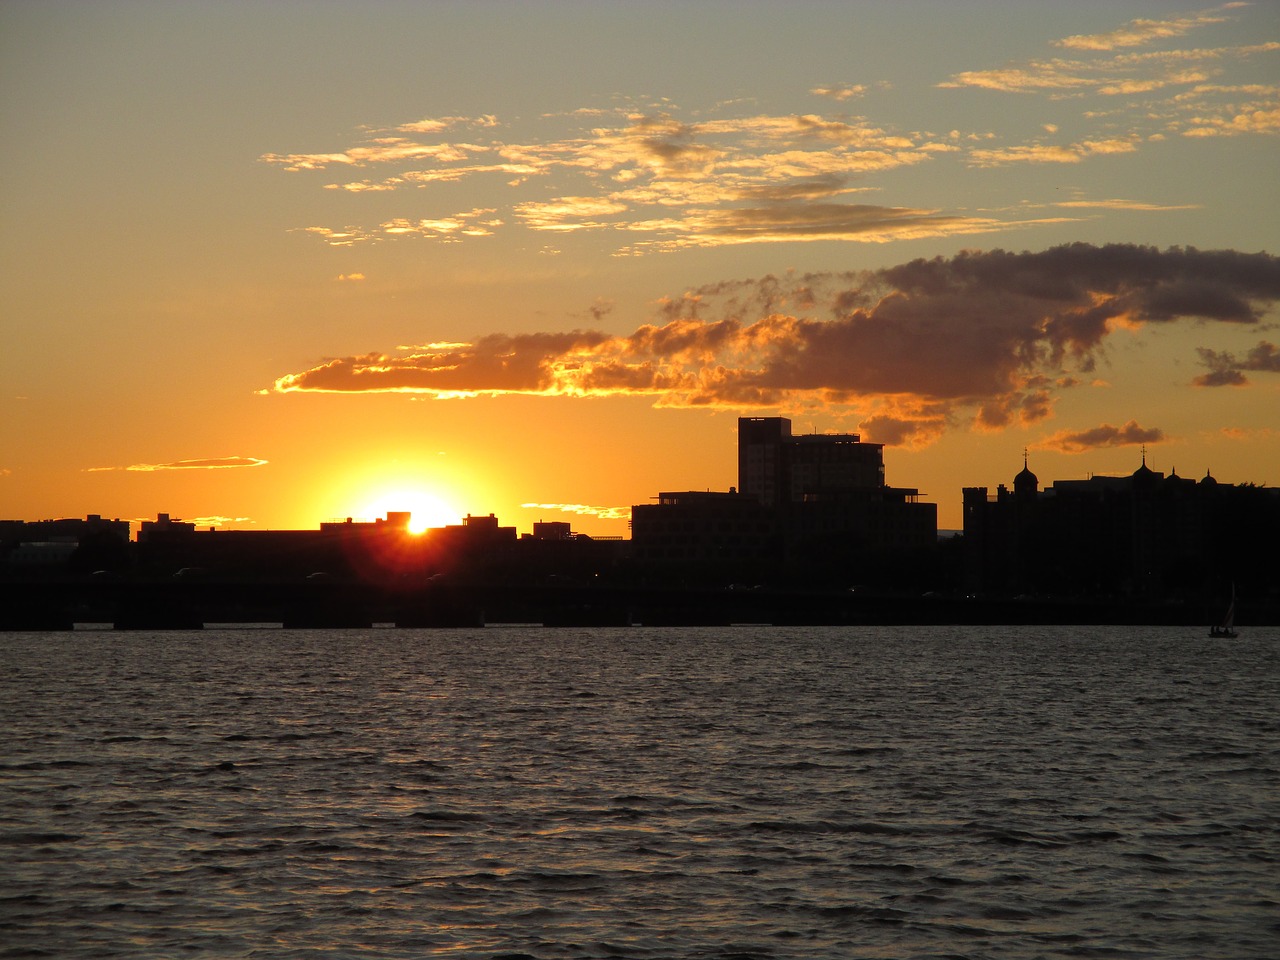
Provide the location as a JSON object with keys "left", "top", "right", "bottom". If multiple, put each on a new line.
{"left": 961, "top": 451, "right": 1280, "bottom": 602}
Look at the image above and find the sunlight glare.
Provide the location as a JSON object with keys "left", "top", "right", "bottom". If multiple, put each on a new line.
{"left": 360, "top": 489, "right": 459, "bottom": 534}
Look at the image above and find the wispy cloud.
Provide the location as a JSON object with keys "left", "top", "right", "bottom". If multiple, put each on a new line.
{"left": 615, "top": 204, "right": 1056, "bottom": 255}
{"left": 1038, "top": 420, "right": 1166, "bottom": 453}
{"left": 1220, "top": 425, "right": 1278, "bottom": 442}
{"left": 257, "top": 6, "right": 1274, "bottom": 256}
{"left": 271, "top": 244, "right": 1280, "bottom": 446}
{"left": 968, "top": 138, "right": 1138, "bottom": 167}
{"left": 87, "top": 457, "right": 268, "bottom": 473}
{"left": 264, "top": 106, "right": 1060, "bottom": 253}
{"left": 1053, "top": 198, "right": 1201, "bottom": 211}
{"left": 1054, "top": 8, "right": 1234, "bottom": 52}
{"left": 940, "top": 43, "right": 1278, "bottom": 97}
{"left": 297, "top": 209, "right": 502, "bottom": 246}
{"left": 810, "top": 84, "right": 869, "bottom": 102}
{"left": 938, "top": 4, "right": 1279, "bottom": 150}
{"left": 521, "top": 502, "right": 632, "bottom": 521}
{"left": 188, "top": 516, "right": 255, "bottom": 527}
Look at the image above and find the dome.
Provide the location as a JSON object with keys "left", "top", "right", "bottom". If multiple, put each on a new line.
{"left": 1014, "top": 451, "right": 1038, "bottom": 494}
{"left": 1131, "top": 447, "right": 1158, "bottom": 485}
{"left": 1200, "top": 468, "right": 1218, "bottom": 487}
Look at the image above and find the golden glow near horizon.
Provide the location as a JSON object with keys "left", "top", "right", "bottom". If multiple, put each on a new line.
{"left": 358, "top": 489, "right": 459, "bottom": 535}
{"left": 1, "top": 2, "right": 1278, "bottom": 533}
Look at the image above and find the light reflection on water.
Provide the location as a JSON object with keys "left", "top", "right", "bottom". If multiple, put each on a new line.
{"left": 1, "top": 624, "right": 1277, "bottom": 959}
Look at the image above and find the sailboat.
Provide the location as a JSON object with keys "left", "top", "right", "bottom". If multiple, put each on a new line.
{"left": 1209, "top": 583, "right": 1238, "bottom": 638}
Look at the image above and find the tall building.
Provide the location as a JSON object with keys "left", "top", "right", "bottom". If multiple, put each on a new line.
{"left": 631, "top": 418, "right": 936, "bottom": 584}
{"left": 738, "top": 417, "right": 884, "bottom": 506}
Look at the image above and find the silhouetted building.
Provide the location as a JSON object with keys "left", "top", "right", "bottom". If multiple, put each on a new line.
{"left": 431, "top": 513, "right": 516, "bottom": 556}
{"left": 630, "top": 490, "right": 778, "bottom": 575}
{"left": 963, "top": 452, "right": 1280, "bottom": 601}
{"left": 529, "top": 521, "right": 573, "bottom": 541}
{"left": 119, "top": 510, "right": 622, "bottom": 586}
{"left": 513, "top": 521, "right": 628, "bottom": 583}
{"left": 1, "top": 515, "right": 131, "bottom": 570}
{"left": 631, "top": 418, "right": 936, "bottom": 584}
{"left": 739, "top": 417, "right": 884, "bottom": 506}
{"left": 137, "top": 514, "right": 344, "bottom": 579}
{"left": 137, "top": 513, "right": 197, "bottom": 541}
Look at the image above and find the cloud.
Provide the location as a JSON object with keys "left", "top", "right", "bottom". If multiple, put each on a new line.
{"left": 1053, "top": 198, "right": 1201, "bottom": 211}
{"left": 616, "top": 203, "right": 1059, "bottom": 254}
{"left": 336, "top": 273, "right": 366, "bottom": 282}
{"left": 273, "top": 333, "right": 616, "bottom": 397}
{"left": 811, "top": 84, "right": 868, "bottom": 101}
{"left": 515, "top": 197, "right": 630, "bottom": 231}
{"left": 271, "top": 244, "right": 1280, "bottom": 446}
{"left": 857, "top": 415, "right": 948, "bottom": 449}
{"left": 1183, "top": 105, "right": 1280, "bottom": 137}
{"left": 188, "top": 516, "right": 255, "bottom": 527}
{"left": 1193, "top": 340, "right": 1280, "bottom": 386}
{"left": 1039, "top": 420, "right": 1166, "bottom": 453}
{"left": 936, "top": 4, "right": 1279, "bottom": 150}
{"left": 259, "top": 115, "right": 498, "bottom": 171}
{"left": 298, "top": 209, "right": 502, "bottom": 246}
{"left": 260, "top": 6, "right": 1275, "bottom": 259}
{"left": 968, "top": 139, "right": 1138, "bottom": 166}
{"left": 940, "top": 43, "right": 1278, "bottom": 97}
{"left": 1219, "top": 425, "right": 1278, "bottom": 442}
{"left": 267, "top": 104, "right": 1058, "bottom": 254}
{"left": 87, "top": 457, "right": 269, "bottom": 472}
{"left": 260, "top": 139, "right": 484, "bottom": 173}
{"left": 395, "top": 114, "right": 498, "bottom": 134}
{"left": 521, "top": 502, "right": 632, "bottom": 521}
{"left": 1054, "top": 10, "right": 1230, "bottom": 52}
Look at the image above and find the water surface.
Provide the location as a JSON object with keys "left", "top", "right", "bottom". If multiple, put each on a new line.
{"left": 2, "top": 625, "right": 1276, "bottom": 958}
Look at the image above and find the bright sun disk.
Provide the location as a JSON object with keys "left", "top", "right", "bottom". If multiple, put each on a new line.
{"left": 359, "top": 489, "right": 459, "bottom": 534}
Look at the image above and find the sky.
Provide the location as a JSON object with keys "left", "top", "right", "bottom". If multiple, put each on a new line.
{"left": 2, "top": 0, "right": 1278, "bottom": 536}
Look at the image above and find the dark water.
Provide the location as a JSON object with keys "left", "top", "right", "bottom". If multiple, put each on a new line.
{"left": 1, "top": 625, "right": 1277, "bottom": 959}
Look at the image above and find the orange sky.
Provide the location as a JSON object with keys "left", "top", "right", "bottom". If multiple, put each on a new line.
{"left": 2, "top": 1, "right": 1278, "bottom": 535}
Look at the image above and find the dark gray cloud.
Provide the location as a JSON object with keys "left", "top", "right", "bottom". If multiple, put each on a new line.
{"left": 272, "top": 243, "right": 1280, "bottom": 444}
{"left": 1194, "top": 340, "right": 1280, "bottom": 386}
{"left": 1040, "top": 420, "right": 1166, "bottom": 453}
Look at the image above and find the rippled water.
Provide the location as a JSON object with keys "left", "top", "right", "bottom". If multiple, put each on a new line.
{"left": 1, "top": 625, "right": 1277, "bottom": 959}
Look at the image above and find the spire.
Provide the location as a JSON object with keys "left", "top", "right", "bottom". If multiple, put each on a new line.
{"left": 1014, "top": 447, "right": 1038, "bottom": 494}
{"left": 1132, "top": 443, "right": 1157, "bottom": 484}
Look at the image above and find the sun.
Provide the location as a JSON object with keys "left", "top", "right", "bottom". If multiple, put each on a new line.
{"left": 359, "top": 488, "right": 460, "bottom": 534}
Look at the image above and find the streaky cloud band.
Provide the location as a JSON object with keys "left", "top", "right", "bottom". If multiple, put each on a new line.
{"left": 87, "top": 457, "right": 269, "bottom": 473}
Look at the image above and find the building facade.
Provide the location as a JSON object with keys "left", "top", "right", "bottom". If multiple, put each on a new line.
{"left": 963, "top": 455, "right": 1280, "bottom": 601}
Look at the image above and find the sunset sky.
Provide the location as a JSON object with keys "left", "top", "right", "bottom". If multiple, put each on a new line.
{"left": 3, "top": 1, "right": 1278, "bottom": 536}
